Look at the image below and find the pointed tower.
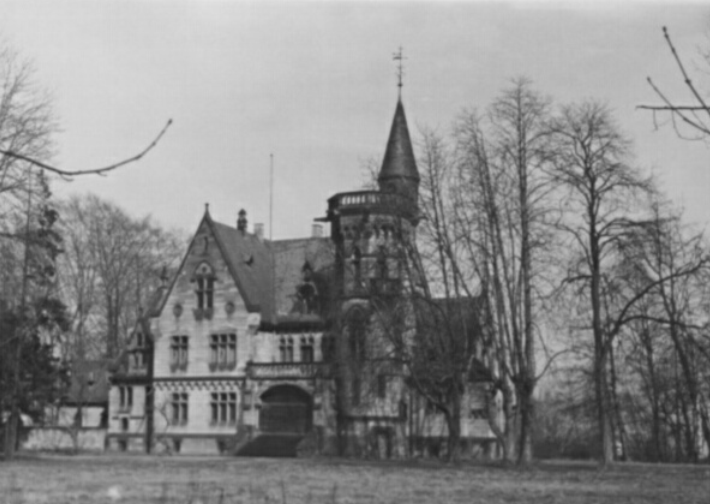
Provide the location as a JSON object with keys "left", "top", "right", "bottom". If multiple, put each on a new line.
{"left": 320, "top": 94, "right": 421, "bottom": 301}
{"left": 378, "top": 98, "right": 420, "bottom": 206}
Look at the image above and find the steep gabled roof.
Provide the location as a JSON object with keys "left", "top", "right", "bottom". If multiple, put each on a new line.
{"left": 151, "top": 207, "right": 335, "bottom": 329}
{"left": 211, "top": 219, "right": 272, "bottom": 314}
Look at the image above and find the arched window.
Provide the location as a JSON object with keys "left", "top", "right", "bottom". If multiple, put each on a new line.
{"left": 347, "top": 308, "right": 368, "bottom": 362}
{"left": 194, "top": 262, "right": 215, "bottom": 310}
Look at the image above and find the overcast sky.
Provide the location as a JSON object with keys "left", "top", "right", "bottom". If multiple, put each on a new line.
{"left": 3, "top": 1, "right": 710, "bottom": 239}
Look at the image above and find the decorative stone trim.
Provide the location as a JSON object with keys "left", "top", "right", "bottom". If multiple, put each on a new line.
{"left": 153, "top": 379, "right": 240, "bottom": 392}
{"left": 169, "top": 363, "right": 188, "bottom": 373}
{"left": 193, "top": 307, "right": 214, "bottom": 321}
{"left": 209, "top": 362, "right": 237, "bottom": 372}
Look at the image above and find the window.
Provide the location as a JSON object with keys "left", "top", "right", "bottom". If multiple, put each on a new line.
{"left": 376, "top": 246, "right": 388, "bottom": 279}
{"left": 300, "top": 337, "right": 314, "bottom": 363}
{"left": 171, "top": 392, "right": 189, "bottom": 425}
{"left": 133, "top": 350, "right": 145, "bottom": 369}
{"left": 196, "top": 277, "right": 214, "bottom": 309}
{"left": 136, "top": 332, "right": 144, "bottom": 348}
{"left": 377, "top": 374, "right": 387, "bottom": 399}
{"left": 279, "top": 337, "right": 294, "bottom": 362}
{"left": 194, "top": 262, "right": 215, "bottom": 313}
{"left": 119, "top": 386, "right": 133, "bottom": 411}
{"left": 321, "top": 335, "right": 336, "bottom": 362}
{"left": 170, "top": 336, "right": 188, "bottom": 371}
{"left": 352, "top": 377, "right": 361, "bottom": 407}
{"left": 121, "top": 418, "right": 129, "bottom": 432}
{"left": 210, "top": 392, "right": 237, "bottom": 425}
{"left": 348, "top": 311, "right": 367, "bottom": 362}
{"left": 210, "top": 334, "right": 237, "bottom": 370}
{"left": 352, "top": 247, "right": 362, "bottom": 287}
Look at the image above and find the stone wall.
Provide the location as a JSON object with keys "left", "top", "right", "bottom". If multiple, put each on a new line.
{"left": 23, "top": 428, "right": 106, "bottom": 452}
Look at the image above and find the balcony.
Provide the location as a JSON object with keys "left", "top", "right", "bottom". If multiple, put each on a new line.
{"left": 246, "top": 362, "right": 330, "bottom": 380}
{"left": 323, "top": 190, "right": 416, "bottom": 220}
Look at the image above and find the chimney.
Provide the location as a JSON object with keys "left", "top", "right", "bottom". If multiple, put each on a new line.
{"left": 312, "top": 223, "right": 323, "bottom": 238}
{"left": 254, "top": 223, "right": 264, "bottom": 240}
{"left": 237, "top": 209, "right": 247, "bottom": 234}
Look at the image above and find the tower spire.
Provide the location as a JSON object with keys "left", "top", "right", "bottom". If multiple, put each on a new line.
{"left": 393, "top": 46, "right": 406, "bottom": 96}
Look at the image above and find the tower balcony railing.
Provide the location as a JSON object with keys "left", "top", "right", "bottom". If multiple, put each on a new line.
{"left": 336, "top": 190, "right": 383, "bottom": 208}
{"left": 325, "top": 190, "right": 415, "bottom": 218}
{"left": 246, "top": 361, "right": 331, "bottom": 380}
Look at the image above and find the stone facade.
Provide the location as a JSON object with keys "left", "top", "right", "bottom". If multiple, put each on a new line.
{"left": 107, "top": 95, "right": 497, "bottom": 457}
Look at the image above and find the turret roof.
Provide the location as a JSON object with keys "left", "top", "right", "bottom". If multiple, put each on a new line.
{"left": 378, "top": 98, "right": 419, "bottom": 186}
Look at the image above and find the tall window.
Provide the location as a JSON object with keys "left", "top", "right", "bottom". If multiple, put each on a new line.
{"left": 348, "top": 310, "right": 367, "bottom": 362}
{"left": 197, "top": 277, "right": 214, "bottom": 309}
{"left": 352, "top": 247, "right": 362, "bottom": 288}
{"left": 352, "top": 377, "right": 361, "bottom": 407}
{"left": 119, "top": 386, "right": 133, "bottom": 411}
{"left": 321, "top": 335, "right": 336, "bottom": 362}
{"left": 170, "top": 336, "right": 189, "bottom": 371}
{"left": 133, "top": 350, "right": 145, "bottom": 369}
{"left": 194, "top": 262, "right": 215, "bottom": 310}
{"left": 300, "top": 336, "right": 314, "bottom": 363}
{"left": 171, "top": 392, "right": 189, "bottom": 425}
{"left": 210, "top": 333, "right": 237, "bottom": 370}
{"left": 376, "top": 246, "right": 388, "bottom": 279}
{"left": 377, "top": 374, "right": 387, "bottom": 399}
{"left": 210, "top": 392, "right": 237, "bottom": 425}
{"left": 279, "top": 337, "right": 294, "bottom": 362}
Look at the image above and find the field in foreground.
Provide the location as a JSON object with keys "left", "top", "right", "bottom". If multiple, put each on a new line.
{"left": 1, "top": 454, "right": 709, "bottom": 504}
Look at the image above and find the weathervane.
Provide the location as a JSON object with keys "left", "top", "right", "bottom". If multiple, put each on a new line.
{"left": 393, "top": 46, "right": 406, "bottom": 94}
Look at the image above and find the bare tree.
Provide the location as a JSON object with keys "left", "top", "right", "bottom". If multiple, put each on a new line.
{"left": 56, "top": 194, "right": 185, "bottom": 360}
{"left": 434, "top": 79, "right": 559, "bottom": 464}
{"left": 639, "top": 26, "right": 710, "bottom": 141}
{"left": 615, "top": 201, "right": 710, "bottom": 461}
{"left": 549, "top": 100, "right": 658, "bottom": 465}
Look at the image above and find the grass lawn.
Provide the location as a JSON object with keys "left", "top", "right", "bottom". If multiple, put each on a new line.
{"left": 1, "top": 454, "right": 709, "bottom": 504}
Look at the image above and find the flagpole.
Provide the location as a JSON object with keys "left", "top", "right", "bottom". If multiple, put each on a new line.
{"left": 269, "top": 153, "right": 274, "bottom": 241}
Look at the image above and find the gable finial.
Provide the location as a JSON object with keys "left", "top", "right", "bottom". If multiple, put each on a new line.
{"left": 205, "top": 202, "right": 210, "bottom": 214}
{"left": 393, "top": 46, "right": 406, "bottom": 96}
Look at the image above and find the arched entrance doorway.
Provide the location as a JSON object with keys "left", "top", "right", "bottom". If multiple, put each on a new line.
{"left": 259, "top": 385, "right": 312, "bottom": 434}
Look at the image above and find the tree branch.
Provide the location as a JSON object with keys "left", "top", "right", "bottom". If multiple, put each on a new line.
{"left": 0, "top": 119, "right": 173, "bottom": 179}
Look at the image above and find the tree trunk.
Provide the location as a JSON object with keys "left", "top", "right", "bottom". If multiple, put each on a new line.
{"left": 445, "top": 395, "right": 462, "bottom": 463}
{"left": 517, "top": 382, "right": 534, "bottom": 464}
{"left": 609, "top": 343, "right": 628, "bottom": 461}
{"left": 589, "top": 211, "right": 614, "bottom": 466}
{"left": 4, "top": 408, "right": 19, "bottom": 460}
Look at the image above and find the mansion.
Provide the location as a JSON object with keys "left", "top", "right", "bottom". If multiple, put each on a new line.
{"left": 107, "top": 93, "right": 496, "bottom": 457}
